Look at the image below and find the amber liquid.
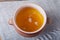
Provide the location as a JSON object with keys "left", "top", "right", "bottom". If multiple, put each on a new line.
{"left": 16, "top": 7, "right": 44, "bottom": 32}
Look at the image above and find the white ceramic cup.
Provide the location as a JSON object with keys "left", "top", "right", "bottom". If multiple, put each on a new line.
{"left": 9, "top": 3, "right": 47, "bottom": 37}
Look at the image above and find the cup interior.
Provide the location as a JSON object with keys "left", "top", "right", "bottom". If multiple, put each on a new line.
{"left": 13, "top": 3, "right": 47, "bottom": 34}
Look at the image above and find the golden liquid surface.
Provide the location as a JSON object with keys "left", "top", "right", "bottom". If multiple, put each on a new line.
{"left": 16, "top": 7, "right": 44, "bottom": 32}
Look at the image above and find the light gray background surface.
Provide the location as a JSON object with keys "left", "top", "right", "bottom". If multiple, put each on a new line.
{"left": 0, "top": 0, "right": 60, "bottom": 40}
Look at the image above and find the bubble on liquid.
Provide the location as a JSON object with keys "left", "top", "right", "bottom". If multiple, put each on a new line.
{"left": 28, "top": 17, "right": 32, "bottom": 23}
{"left": 34, "top": 21, "right": 38, "bottom": 26}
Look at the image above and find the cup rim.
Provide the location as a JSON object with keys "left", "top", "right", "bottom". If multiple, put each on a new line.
{"left": 13, "top": 3, "right": 47, "bottom": 34}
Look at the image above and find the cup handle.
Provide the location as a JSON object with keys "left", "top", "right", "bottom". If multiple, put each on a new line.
{"left": 8, "top": 18, "right": 13, "bottom": 25}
